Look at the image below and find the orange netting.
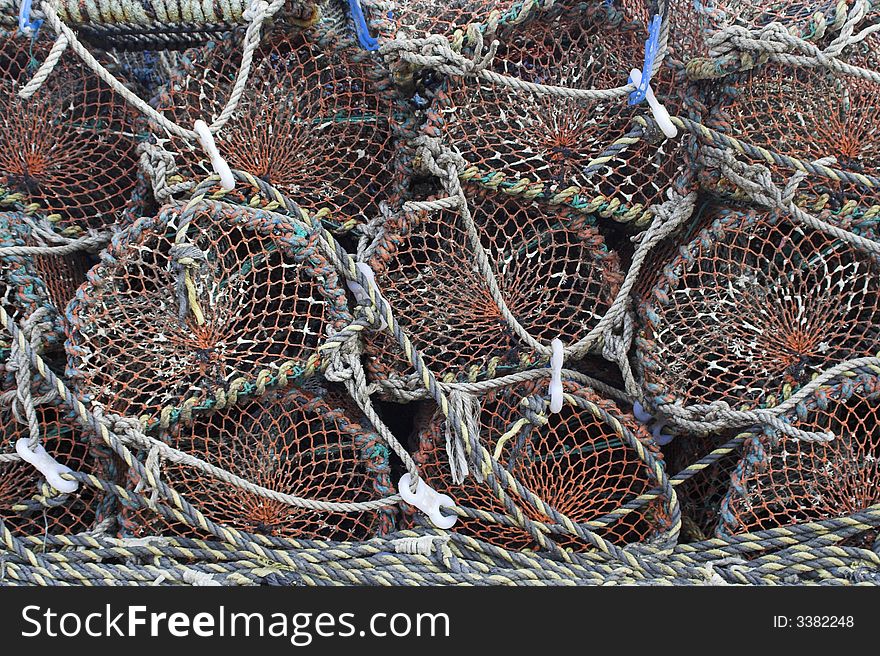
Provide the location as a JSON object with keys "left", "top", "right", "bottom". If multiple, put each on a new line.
{"left": 423, "top": 3, "right": 688, "bottom": 221}
{"left": 636, "top": 205, "right": 880, "bottom": 411}
{"left": 712, "top": 45, "right": 880, "bottom": 209}
{"left": 0, "top": 404, "right": 108, "bottom": 537}
{"left": 0, "top": 31, "right": 140, "bottom": 229}
{"left": 720, "top": 374, "right": 880, "bottom": 539}
{"left": 64, "top": 203, "right": 351, "bottom": 428}
{"left": 365, "top": 186, "right": 622, "bottom": 384}
{"left": 154, "top": 25, "right": 409, "bottom": 224}
{"left": 408, "top": 380, "right": 671, "bottom": 550}
{"left": 31, "top": 250, "right": 94, "bottom": 319}
{"left": 120, "top": 386, "right": 396, "bottom": 541}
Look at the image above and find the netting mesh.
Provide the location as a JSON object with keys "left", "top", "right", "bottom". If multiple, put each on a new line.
{"left": 0, "top": 31, "right": 140, "bottom": 229}
{"left": 424, "top": 3, "right": 689, "bottom": 222}
{"left": 365, "top": 186, "right": 622, "bottom": 383}
{"left": 711, "top": 45, "right": 880, "bottom": 208}
{"left": 408, "top": 380, "right": 672, "bottom": 550}
{"left": 65, "top": 203, "right": 351, "bottom": 427}
{"left": 121, "top": 386, "right": 395, "bottom": 541}
{"left": 636, "top": 206, "right": 880, "bottom": 411}
{"left": 720, "top": 375, "right": 880, "bottom": 539}
{"left": 4, "top": 0, "right": 880, "bottom": 586}
{"left": 154, "top": 25, "right": 409, "bottom": 224}
{"left": 0, "top": 404, "right": 108, "bottom": 537}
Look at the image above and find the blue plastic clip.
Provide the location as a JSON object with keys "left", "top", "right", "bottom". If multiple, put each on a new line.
{"left": 18, "top": 0, "right": 43, "bottom": 36}
{"left": 348, "top": 0, "right": 379, "bottom": 52}
{"left": 628, "top": 14, "right": 661, "bottom": 105}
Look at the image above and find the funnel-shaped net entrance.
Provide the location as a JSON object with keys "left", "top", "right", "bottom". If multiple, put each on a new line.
{"left": 424, "top": 4, "right": 687, "bottom": 223}
{"left": 155, "top": 26, "right": 407, "bottom": 223}
{"left": 720, "top": 375, "right": 880, "bottom": 541}
{"left": 365, "top": 187, "right": 621, "bottom": 384}
{"left": 408, "top": 380, "right": 671, "bottom": 550}
{"left": 121, "top": 387, "right": 395, "bottom": 541}
{"left": 636, "top": 206, "right": 880, "bottom": 411}
{"left": 0, "top": 31, "right": 140, "bottom": 229}
{"left": 1, "top": 404, "right": 108, "bottom": 537}
{"left": 65, "top": 203, "right": 351, "bottom": 428}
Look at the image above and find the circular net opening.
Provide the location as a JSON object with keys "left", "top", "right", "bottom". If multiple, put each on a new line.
{"left": 637, "top": 207, "right": 880, "bottom": 410}
{"left": 425, "top": 4, "right": 687, "bottom": 218}
{"left": 121, "top": 387, "right": 395, "bottom": 541}
{"left": 155, "top": 26, "right": 406, "bottom": 224}
{"left": 409, "top": 380, "right": 671, "bottom": 550}
{"left": 65, "top": 203, "right": 351, "bottom": 427}
{"left": 716, "top": 56, "right": 880, "bottom": 209}
{"left": 720, "top": 375, "right": 880, "bottom": 541}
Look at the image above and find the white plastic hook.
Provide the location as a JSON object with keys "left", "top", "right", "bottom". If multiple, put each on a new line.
{"left": 193, "top": 120, "right": 235, "bottom": 191}
{"left": 346, "top": 262, "right": 388, "bottom": 329}
{"left": 15, "top": 439, "right": 79, "bottom": 494}
{"left": 629, "top": 69, "right": 678, "bottom": 139}
{"left": 549, "top": 338, "right": 564, "bottom": 414}
{"left": 398, "top": 474, "right": 458, "bottom": 529}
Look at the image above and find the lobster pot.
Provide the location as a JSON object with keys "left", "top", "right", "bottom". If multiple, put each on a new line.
{"left": 65, "top": 202, "right": 352, "bottom": 429}
{"left": 422, "top": 2, "right": 690, "bottom": 226}
{"left": 120, "top": 386, "right": 396, "bottom": 541}
{"left": 364, "top": 186, "right": 622, "bottom": 386}
{"left": 407, "top": 380, "right": 673, "bottom": 551}
{"left": 0, "top": 30, "right": 141, "bottom": 230}
{"left": 719, "top": 374, "right": 880, "bottom": 544}
{"left": 705, "top": 36, "right": 880, "bottom": 210}
{"left": 665, "top": 433, "right": 740, "bottom": 541}
{"left": 153, "top": 23, "right": 414, "bottom": 229}
{"left": 635, "top": 205, "right": 880, "bottom": 414}
{"left": 0, "top": 404, "right": 111, "bottom": 537}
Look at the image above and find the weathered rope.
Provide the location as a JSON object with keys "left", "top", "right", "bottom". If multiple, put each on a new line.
{"left": 688, "top": 0, "right": 880, "bottom": 81}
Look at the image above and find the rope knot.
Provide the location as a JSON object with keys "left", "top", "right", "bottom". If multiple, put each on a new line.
{"left": 242, "top": 0, "right": 269, "bottom": 22}
{"left": 137, "top": 141, "right": 190, "bottom": 201}
{"left": 170, "top": 242, "right": 208, "bottom": 325}
{"left": 323, "top": 342, "right": 359, "bottom": 383}
{"left": 412, "top": 135, "right": 467, "bottom": 179}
